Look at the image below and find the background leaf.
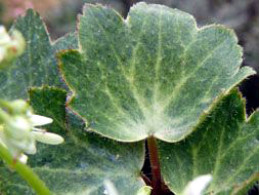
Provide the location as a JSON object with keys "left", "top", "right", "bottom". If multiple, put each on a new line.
{"left": 53, "top": 32, "right": 78, "bottom": 52}
{"left": 0, "top": 87, "right": 145, "bottom": 195}
{"left": 59, "top": 2, "right": 255, "bottom": 142}
{"left": 0, "top": 10, "right": 77, "bottom": 100}
{"left": 158, "top": 89, "right": 259, "bottom": 194}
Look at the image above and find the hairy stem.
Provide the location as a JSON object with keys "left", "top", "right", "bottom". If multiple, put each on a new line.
{"left": 0, "top": 144, "right": 51, "bottom": 195}
{"left": 147, "top": 136, "right": 163, "bottom": 194}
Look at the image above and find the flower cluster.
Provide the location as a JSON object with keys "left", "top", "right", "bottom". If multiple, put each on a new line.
{"left": 0, "top": 100, "right": 64, "bottom": 163}
{"left": 0, "top": 26, "right": 25, "bottom": 69}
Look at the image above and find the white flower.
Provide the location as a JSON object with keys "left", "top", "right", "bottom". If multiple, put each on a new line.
{"left": 28, "top": 113, "right": 64, "bottom": 145}
{"left": 0, "top": 25, "right": 25, "bottom": 68}
{"left": 0, "top": 26, "right": 11, "bottom": 45}
{"left": 0, "top": 100, "right": 64, "bottom": 164}
{"left": 30, "top": 114, "right": 53, "bottom": 126}
{"left": 0, "top": 125, "right": 28, "bottom": 163}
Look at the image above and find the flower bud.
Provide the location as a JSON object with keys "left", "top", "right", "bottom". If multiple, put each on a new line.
{"left": 0, "top": 26, "right": 25, "bottom": 69}
{"left": 9, "top": 100, "right": 30, "bottom": 115}
{"left": 32, "top": 131, "right": 64, "bottom": 145}
{"left": 0, "top": 99, "right": 64, "bottom": 163}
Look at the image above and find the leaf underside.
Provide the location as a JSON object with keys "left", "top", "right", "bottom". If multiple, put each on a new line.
{"left": 158, "top": 89, "right": 259, "bottom": 194}
{"left": 59, "top": 2, "right": 255, "bottom": 142}
{"left": 0, "top": 87, "right": 145, "bottom": 195}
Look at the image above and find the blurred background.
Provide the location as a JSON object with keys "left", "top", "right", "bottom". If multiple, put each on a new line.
{"left": 0, "top": 0, "right": 258, "bottom": 194}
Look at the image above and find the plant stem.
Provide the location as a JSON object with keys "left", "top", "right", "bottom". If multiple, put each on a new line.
{"left": 0, "top": 144, "right": 52, "bottom": 195}
{"left": 141, "top": 171, "right": 152, "bottom": 186}
{"left": 147, "top": 136, "right": 163, "bottom": 194}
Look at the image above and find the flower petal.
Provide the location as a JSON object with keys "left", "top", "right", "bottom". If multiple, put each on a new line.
{"left": 18, "top": 154, "right": 28, "bottom": 164}
{"left": 24, "top": 141, "right": 37, "bottom": 154}
{"left": 0, "top": 26, "right": 11, "bottom": 45}
{"left": 30, "top": 115, "right": 53, "bottom": 126}
{"left": 32, "top": 131, "right": 64, "bottom": 145}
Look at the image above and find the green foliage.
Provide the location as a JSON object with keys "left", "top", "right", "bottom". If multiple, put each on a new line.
{"left": 158, "top": 89, "right": 259, "bottom": 194}
{"left": 0, "top": 2, "right": 258, "bottom": 195}
{"left": 0, "top": 10, "right": 65, "bottom": 100}
{"left": 59, "top": 3, "right": 255, "bottom": 142}
{"left": 53, "top": 32, "right": 78, "bottom": 52}
{"left": 0, "top": 87, "right": 145, "bottom": 194}
{"left": 0, "top": 142, "right": 51, "bottom": 195}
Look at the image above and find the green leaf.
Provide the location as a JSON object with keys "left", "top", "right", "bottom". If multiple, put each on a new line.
{"left": 0, "top": 10, "right": 76, "bottom": 100}
{"left": 158, "top": 89, "right": 259, "bottom": 194}
{"left": 59, "top": 2, "right": 255, "bottom": 142}
{"left": 53, "top": 32, "right": 78, "bottom": 52}
{"left": 0, "top": 87, "right": 145, "bottom": 195}
{"left": 0, "top": 143, "right": 51, "bottom": 195}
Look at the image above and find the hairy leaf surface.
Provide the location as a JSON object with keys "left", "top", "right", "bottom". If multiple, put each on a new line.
{"left": 0, "top": 10, "right": 76, "bottom": 100}
{"left": 0, "top": 87, "right": 145, "bottom": 195}
{"left": 53, "top": 32, "right": 78, "bottom": 52}
{"left": 158, "top": 89, "right": 259, "bottom": 194}
{"left": 59, "top": 2, "right": 255, "bottom": 142}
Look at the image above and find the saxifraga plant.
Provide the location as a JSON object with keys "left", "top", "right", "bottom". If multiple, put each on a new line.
{"left": 0, "top": 2, "right": 258, "bottom": 195}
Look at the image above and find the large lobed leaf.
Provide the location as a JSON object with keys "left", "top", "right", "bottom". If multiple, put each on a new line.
{"left": 59, "top": 2, "right": 255, "bottom": 142}
{"left": 158, "top": 89, "right": 259, "bottom": 194}
{"left": 0, "top": 3, "right": 257, "bottom": 194}
{"left": 0, "top": 10, "right": 77, "bottom": 100}
{"left": 0, "top": 87, "right": 145, "bottom": 195}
